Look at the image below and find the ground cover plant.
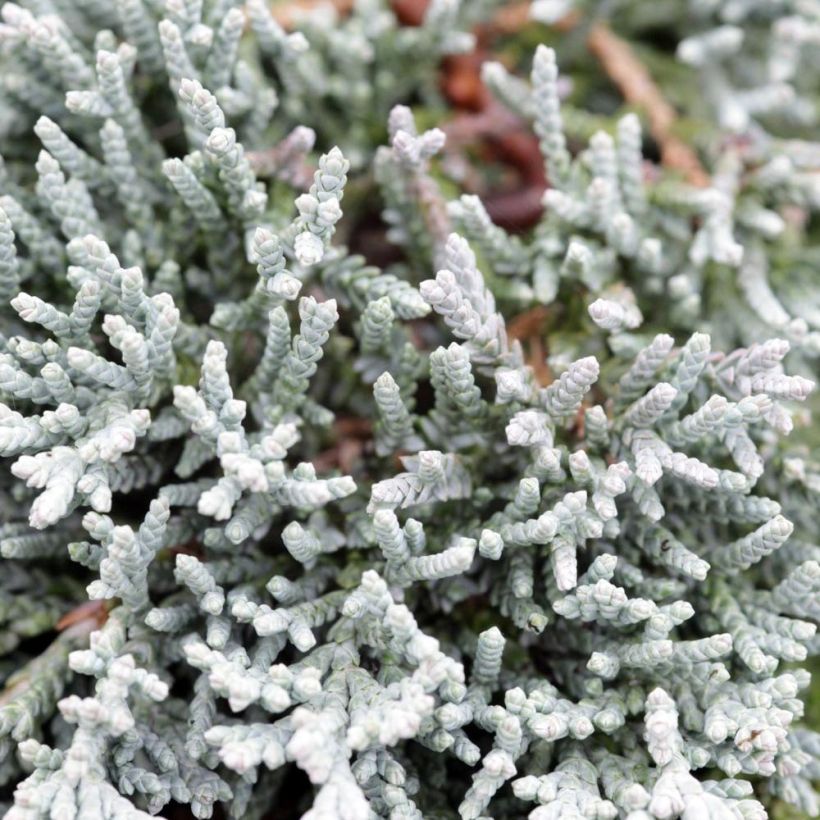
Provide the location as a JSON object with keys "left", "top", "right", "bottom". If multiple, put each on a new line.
{"left": 0, "top": 0, "right": 818, "bottom": 817}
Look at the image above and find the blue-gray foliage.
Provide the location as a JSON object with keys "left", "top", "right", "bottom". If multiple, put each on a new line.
{"left": 0, "top": 1, "right": 818, "bottom": 818}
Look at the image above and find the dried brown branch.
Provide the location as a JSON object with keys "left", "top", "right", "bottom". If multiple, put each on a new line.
{"left": 271, "top": 0, "right": 354, "bottom": 28}
{"left": 442, "top": 98, "right": 547, "bottom": 229}
{"left": 168, "top": 538, "right": 205, "bottom": 560}
{"left": 507, "top": 305, "right": 551, "bottom": 341}
{"left": 0, "top": 617, "right": 100, "bottom": 709}
{"left": 313, "top": 417, "right": 373, "bottom": 474}
{"left": 526, "top": 335, "right": 552, "bottom": 387}
{"left": 508, "top": 306, "right": 553, "bottom": 387}
{"left": 271, "top": 1, "right": 708, "bottom": 189}
{"left": 246, "top": 127, "right": 316, "bottom": 189}
{"left": 441, "top": 51, "right": 491, "bottom": 111}
{"left": 478, "top": 9, "right": 709, "bottom": 186}
{"left": 476, "top": 6, "right": 709, "bottom": 186}
{"left": 479, "top": 3, "right": 580, "bottom": 37}
{"left": 585, "top": 22, "right": 710, "bottom": 187}
{"left": 56, "top": 599, "right": 109, "bottom": 631}
{"left": 413, "top": 173, "right": 452, "bottom": 263}
{"left": 313, "top": 438, "right": 365, "bottom": 474}
{"left": 391, "top": 0, "right": 428, "bottom": 25}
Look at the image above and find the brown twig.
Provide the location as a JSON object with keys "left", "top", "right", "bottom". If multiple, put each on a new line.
{"left": 334, "top": 417, "right": 374, "bottom": 439}
{"left": 392, "top": 0, "right": 572, "bottom": 35}
{"left": 312, "top": 417, "right": 373, "bottom": 473}
{"left": 246, "top": 127, "right": 316, "bottom": 189}
{"left": 442, "top": 97, "right": 547, "bottom": 229}
{"left": 507, "top": 305, "right": 551, "bottom": 341}
{"left": 585, "top": 22, "right": 710, "bottom": 187}
{"left": 273, "top": 0, "right": 708, "bottom": 188}
{"left": 526, "top": 335, "right": 552, "bottom": 387}
{"left": 442, "top": 103, "right": 521, "bottom": 145}
{"left": 478, "top": 3, "right": 581, "bottom": 36}
{"left": 391, "top": 0, "right": 427, "bottom": 25}
{"left": 482, "top": 128, "right": 547, "bottom": 229}
{"left": 56, "top": 599, "right": 109, "bottom": 631}
{"left": 478, "top": 9, "right": 709, "bottom": 187}
{"left": 313, "top": 439, "right": 365, "bottom": 474}
{"left": 572, "top": 401, "right": 588, "bottom": 438}
{"left": 169, "top": 537, "right": 204, "bottom": 558}
{"left": 508, "top": 306, "right": 553, "bottom": 387}
{"left": 477, "top": 6, "right": 709, "bottom": 186}
{"left": 0, "top": 617, "right": 100, "bottom": 708}
{"left": 440, "top": 51, "right": 491, "bottom": 112}
{"left": 271, "top": 0, "right": 354, "bottom": 28}
{"left": 412, "top": 173, "right": 452, "bottom": 264}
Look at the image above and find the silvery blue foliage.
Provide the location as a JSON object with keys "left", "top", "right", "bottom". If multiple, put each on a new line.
{"left": 0, "top": 1, "right": 817, "bottom": 819}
